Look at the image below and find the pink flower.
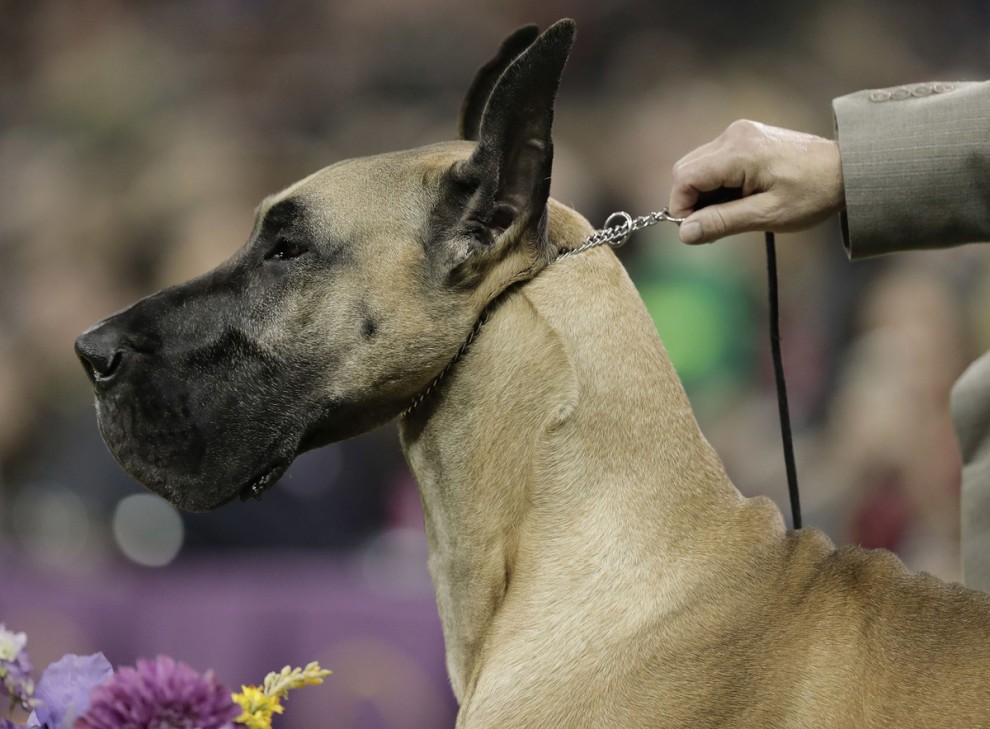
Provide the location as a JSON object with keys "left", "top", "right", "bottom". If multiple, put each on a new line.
{"left": 73, "top": 656, "right": 238, "bottom": 729}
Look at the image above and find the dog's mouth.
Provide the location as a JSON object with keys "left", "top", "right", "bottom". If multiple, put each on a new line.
{"left": 238, "top": 459, "right": 291, "bottom": 502}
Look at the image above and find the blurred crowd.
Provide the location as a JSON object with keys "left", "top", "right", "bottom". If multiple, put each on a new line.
{"left": 1, "top": 0, "right": 990, "bottom": 724}
{"left": 4, "top": 0, "right": 990, "bottom": 584}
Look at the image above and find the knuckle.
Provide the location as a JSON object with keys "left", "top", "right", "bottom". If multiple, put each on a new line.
{"left": 672, "top": 156, "right": 692, "bottom": 178}
{"left": 726, "top": 118, "right": 760, "bottom": 141}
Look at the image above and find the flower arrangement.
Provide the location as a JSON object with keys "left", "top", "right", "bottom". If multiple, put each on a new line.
{"left": 0, "top": 624, "right": 329, "bottom": 729}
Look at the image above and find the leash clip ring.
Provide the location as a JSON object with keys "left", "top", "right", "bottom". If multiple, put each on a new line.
{"left": 603, "top": 211, "right": 634, "bottom": 247}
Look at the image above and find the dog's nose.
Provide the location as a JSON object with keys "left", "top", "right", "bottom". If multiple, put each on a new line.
{"left": 75, "top": 324, "right": 126, "bottom": 385}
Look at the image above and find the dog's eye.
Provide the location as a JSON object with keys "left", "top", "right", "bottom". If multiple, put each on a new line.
{"left": 266, "top": 238, "right": 308, "bottom": 261}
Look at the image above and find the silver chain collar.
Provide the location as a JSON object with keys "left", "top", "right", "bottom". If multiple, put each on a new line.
{"left": 555, "top": 207, "right": 685, "bottom": 260}
{"left": 398, "top": 310, "right": 491, "bottom": 419}
{"left": 399, "top": 207, "right": 685, "bottom": 419}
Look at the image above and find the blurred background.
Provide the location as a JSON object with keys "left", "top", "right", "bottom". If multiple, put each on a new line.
{"left": 1, "top": 0, "right": 989, "bottom": 726}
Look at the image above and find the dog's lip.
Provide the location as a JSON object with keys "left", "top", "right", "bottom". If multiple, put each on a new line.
{"left": 238, "top": 459, "right": 290, "bottom": 502}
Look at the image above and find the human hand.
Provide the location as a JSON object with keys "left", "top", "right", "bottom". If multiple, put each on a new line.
{"left": 668, "top": 120, "right": 845, "bottom": 244}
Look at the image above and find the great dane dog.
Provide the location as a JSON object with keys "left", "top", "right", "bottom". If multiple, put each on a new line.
{"left": 76, "top": 19, "right": 990, "bottom": 729}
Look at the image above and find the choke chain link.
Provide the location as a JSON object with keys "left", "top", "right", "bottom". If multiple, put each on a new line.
{"left": 555, "top": 207, "right": 685, "bottom": 261}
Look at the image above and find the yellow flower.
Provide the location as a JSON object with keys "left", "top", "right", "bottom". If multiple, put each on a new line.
{"left": 232, "top": 684, "right": 284, "bottom": 729}
{"left": 233, "top": 661, "right": 330, "bottom": 728}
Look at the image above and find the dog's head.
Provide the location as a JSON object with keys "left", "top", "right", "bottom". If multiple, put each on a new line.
{"left": 74, "top": 21, "right": 575, "bottom": 511}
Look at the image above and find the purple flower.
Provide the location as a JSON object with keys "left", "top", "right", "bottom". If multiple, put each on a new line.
{"left": 27, "top": 653, "right": 113, "bottom": 729}
{"left": 74, "top": 656, "right": 239, "bottom": 729}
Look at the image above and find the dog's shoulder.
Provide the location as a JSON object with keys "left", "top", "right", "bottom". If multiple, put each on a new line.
{"left": 782, "top": 531, "right": 990, "bottom": 648}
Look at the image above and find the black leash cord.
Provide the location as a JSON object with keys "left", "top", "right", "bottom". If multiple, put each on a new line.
{"left": 765, "top": 232, "right": 802, "bottom": 529}
{"left": 690, "top": 189, "right": 802, "bottom": 529}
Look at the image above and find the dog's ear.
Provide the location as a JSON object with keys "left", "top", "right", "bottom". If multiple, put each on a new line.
{"left": 433, "top": 19, "right": 575, "bottom": 284}
{"left": 457, "top": 24, "right": 540, "bottom": 142}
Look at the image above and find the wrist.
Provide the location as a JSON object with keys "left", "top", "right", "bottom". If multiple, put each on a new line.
{"left": 825, "top": 138, "right": 846, "bottom": 214}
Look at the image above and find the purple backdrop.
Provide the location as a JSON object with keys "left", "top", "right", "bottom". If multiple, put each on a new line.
{"left": 0, "top": 549, "right": 457, "bottom": 728}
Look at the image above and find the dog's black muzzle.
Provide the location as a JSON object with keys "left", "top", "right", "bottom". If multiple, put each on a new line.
{"left": 74, "top": 274, "right": 306, "bottom": 513}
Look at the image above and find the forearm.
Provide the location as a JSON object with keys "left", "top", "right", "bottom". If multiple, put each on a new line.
{"left": 835, "top": 81, "right": 990, "bottom": 259}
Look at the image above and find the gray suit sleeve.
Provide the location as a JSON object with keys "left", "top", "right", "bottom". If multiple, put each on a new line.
{"left": 833, "top": 81, "right": 990, "bottom": 259}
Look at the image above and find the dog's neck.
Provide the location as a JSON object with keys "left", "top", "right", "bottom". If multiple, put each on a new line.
{"left": 399, "top": 203, "right": 784, "bottom": 704}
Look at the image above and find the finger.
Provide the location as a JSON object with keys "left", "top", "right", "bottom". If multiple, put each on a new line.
{"left": 668, "top": 182, "right": 701, "bottom": 219}
{"left": 679, "top": 193, "right": 774, "bottom": 244}
{"left": 669, "top": 150, "right": 747, "bottom": 218}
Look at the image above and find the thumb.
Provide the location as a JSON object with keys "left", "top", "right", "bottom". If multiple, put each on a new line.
{"left": 678, "top": 194, "right": 773, "bottom": 244}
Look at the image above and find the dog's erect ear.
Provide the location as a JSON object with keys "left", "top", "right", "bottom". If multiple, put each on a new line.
{"left": 434, "top": 19, "right": 575, "bottom": 284}
{"left": 457, "top": 24, "right": 540, "bottom": 142}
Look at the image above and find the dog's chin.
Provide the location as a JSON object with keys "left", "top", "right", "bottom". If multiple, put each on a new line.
{"left": 125, "top": 456, "right": 294, "bottom": 513}
{"left": 164, "top": 484, "right": 244, "bottom": 513}
{"left": 93, "top": 391, "right": 308, "bottom": 511}
{"left": 99, "top": 421, "right": 299, "bottom": 512}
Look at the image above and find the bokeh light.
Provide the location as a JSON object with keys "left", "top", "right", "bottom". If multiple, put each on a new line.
{"left": 112, "top": 494, "right": 184, "bottom": 567}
